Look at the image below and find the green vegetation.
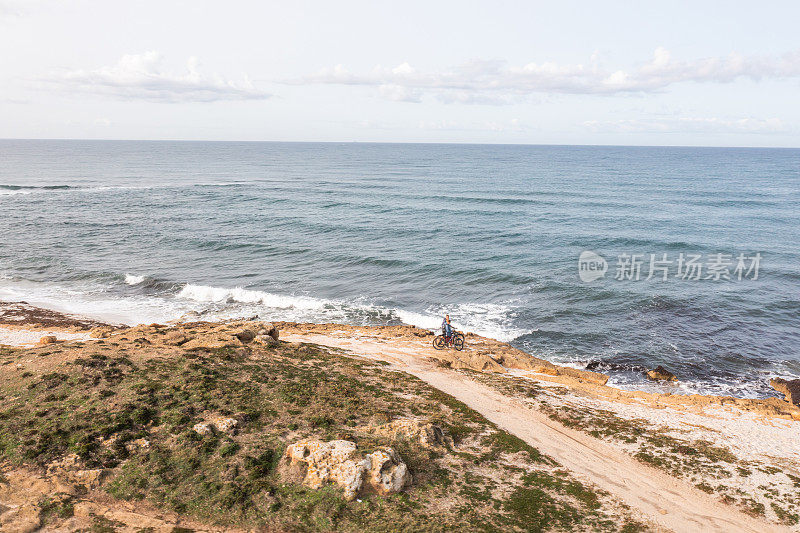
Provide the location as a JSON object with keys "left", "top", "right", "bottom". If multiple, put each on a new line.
{"left": 0, "top": 335, "right": 642, "bottom": 531}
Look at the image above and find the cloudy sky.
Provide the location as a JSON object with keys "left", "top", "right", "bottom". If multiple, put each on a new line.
{"left": 2, "top": 0, "right": 800, "bottom": 146}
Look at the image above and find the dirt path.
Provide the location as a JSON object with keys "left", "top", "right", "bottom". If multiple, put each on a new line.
{"left": 283, "top": 332, "right": 789, "bottom": 533}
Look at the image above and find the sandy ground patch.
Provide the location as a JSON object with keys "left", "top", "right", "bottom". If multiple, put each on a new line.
{"left": 0, "top": 327, "right": 92, "bottom": 347}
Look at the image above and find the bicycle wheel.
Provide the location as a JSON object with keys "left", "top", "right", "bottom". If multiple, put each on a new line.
{"left": 432, "top": 336, "right": 446, "bottom": 350}
{"left": 453, "top": 334, "right": 465, "bottom": 351}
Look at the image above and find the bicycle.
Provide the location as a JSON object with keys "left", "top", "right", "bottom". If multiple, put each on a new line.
{"left": 433, "top": 330, "right": 465, "bottom": 351}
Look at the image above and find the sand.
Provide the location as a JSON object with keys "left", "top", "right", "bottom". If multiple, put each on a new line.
{"left": 0, "top": 327, "right": 92, "bottom": 347}
{"left": 279, "top": 330, "right": 797, "bottom": 533}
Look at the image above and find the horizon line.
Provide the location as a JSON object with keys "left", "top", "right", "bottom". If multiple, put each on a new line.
{"left": 1, "top": 137, "right": 799, "bottom": 150}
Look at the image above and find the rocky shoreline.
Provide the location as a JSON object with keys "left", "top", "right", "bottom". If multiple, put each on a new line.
{"left": 1, "top": 300, "right": 798, "bottom": 417}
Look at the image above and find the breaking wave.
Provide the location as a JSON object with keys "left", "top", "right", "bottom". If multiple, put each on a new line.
{"left": 124, "top": 274, "right": 146, "bottom": 285}
{"left": 176, "top": 284, "right": 329, "bottom": 311}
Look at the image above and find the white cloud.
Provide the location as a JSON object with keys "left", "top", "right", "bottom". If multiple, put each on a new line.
{"left": 0, "top": 0, "right": 26, "bottom": 18}
{"left": 352, "top": 118, "right": 528, "bottom": 133}
{"left": 417, "top": 118, "right": 528, "bottom": 132}
{"left": 292, "top": 47, "right": 800, "bottom": 103}
{"left": 45, "top": 51, "right": 271, "bottom": 103}
{"left": 583, "top": 116, "right": 788, "bottom": 134}
{"left": 378, "top": 84, "right": 422, "bottom": 102}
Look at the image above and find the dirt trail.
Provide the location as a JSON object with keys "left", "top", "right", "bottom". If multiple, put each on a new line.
{"left": 283, "top": 332, "right": 789, "bottom": 533}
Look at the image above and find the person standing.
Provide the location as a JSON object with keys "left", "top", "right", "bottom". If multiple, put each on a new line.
{"left": 441, "top": 314, "right": 452, "bottom": 338}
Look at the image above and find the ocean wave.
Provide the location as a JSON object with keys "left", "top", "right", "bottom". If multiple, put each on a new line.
{"left": 124, "top": 273, "right": 146, "bottom": 285}
{"left": 0, "top": 185, "right": 74, "bottom": 190}
{"left": 0, "top": 273, "right": 790, "bottom": 397}
{"left": 0, "top": 184, "right": 74, "bottom": 196}
{"left": 0, "top": 182, "right": 251, "bottom": 198}
{"left": 171, "top": 283, "right": 528, "bottom": 341}
{"left": 176, "top": 284, "right": 328, "bottom": 310}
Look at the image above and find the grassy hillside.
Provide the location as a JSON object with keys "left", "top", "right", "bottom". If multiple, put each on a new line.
{"left": 0, "top": 323, "right": 646, "bottom": 532}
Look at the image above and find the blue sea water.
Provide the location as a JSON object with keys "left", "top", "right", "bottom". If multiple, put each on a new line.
{"left": 1, "top": 139, "right": 798, "bottom": 397}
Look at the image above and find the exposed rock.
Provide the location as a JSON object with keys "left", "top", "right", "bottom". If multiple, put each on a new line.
{"left": 192, "top": 422, "right": 213, "bottom": 435}
{"left": 46, "top": 454, "right": 105, "bottom": 489}
{"left": 533, "top": 364, "right": 560, "bottom": 376}
{"left": 646, "top": 365, "right": 678, "bottom": 382}
{"left": 453, "top": 354, "right": 506, "bottom": 373}
{"left": 257, "top": 322, "right": 279, "bottom": 341}
{"left": 367, "top": 418, "right": 452, "bottom": 448}
{"left": 530, "top": 363, "right": 610, "bottom": 386}
{"left": 0, "top": 465, "right": 205, "bottom": 532}
{"left": 255, "top": 334, "right": 280, "bottom": 346}
{"left": 364, "top": 448, "right": 410, "bottom": 496}
{"left": 235, "top": 329, "right": 256, "bottom": 343}
{"left": 0, "top": 300, "right": 109, "bottom": 330}
{"left": 192, "top": 417, "right": 238, "bottom": 435}
{"left": 407, "top": 325, "right": 433, "bottom": 337}
{"left": 0, "top": 502, "right": 41, "bottom": 533}
{"left": 89, "top": 326, "right": 113, "bottom": 339}
{"left": 125, "top": 437, "right": 151, "bottom": 452}
{"left": 38, "top": 335, "right": 58, "bottom": 345}
{"left": 213, "top": 417, "right": 238, "bottom": 433}
{"left": 280, "top": 439, "right": 411, "bottom": 501}
{"left": 559, "top": 366, "right": 610, "bottom": 386}
{"left": 163, "top": 330, "right": 190, "bottom": 346}
{"left": 770, "top": 378, "right": 800, "bottom": 406}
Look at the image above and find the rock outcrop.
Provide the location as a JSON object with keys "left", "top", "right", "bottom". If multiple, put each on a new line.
{"left": 646, "top": 365, "right": 678, "bottom": 382}
{"left": 280, "top": 439, "right": 411, "bottom": 500}
{"left": 46, "top": 454, "right": 105, "bottom": 490}
{"left": 192, "top": 417, "right": 238, "bottom": 435}
{"left": 527, "top": 362, "right": 609, "bottom": 385}
{"left": 770, "top": 378, "right": 800, "bottom": 406}
{"left": 38, "top": 335, "right": 57, "bottom": 345}
{"left": 365, "top": 418, "right": 452, "bottom": 448}
{"left": 162, "top": 330, "right": 189, "bottom": 346}
{"left": 258, "top": 322, "right": 279, "bottom": 341}
{"left": 89, "top": 326, "right": 113, "bottom": 339}
{"left": 234, "top": 329, "right": 256, "bottom": 343}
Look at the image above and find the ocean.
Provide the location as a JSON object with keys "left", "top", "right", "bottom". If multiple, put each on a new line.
{"left": 1, "top": 139, "right": 798, "bottom": 397}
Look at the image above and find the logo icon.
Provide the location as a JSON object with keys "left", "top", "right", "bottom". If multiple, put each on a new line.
{"left": 578, "top": 251, "right": 607, "bottom": 283}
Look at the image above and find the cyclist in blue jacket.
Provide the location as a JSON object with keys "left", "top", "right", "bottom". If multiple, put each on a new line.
{"left": 441, "top": 314, "right": 453, "bottom": 339}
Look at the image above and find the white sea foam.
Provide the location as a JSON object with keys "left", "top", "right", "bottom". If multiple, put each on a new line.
{"left": 1, "top": 275, "right": 530, "bottom": 345}
{"left": 394, "top": 309, "right": 442, "bottom": 331}
{"left": 156, "top": 283, "right": 530, "bottom": 342}
{"left": 396, "top": 302, "right": 529, "bottom": 342}
{"left": 176, "top": 284, "right": 327, "bottom": 310}
{"left": 124, "top": 273, "right": 146, "bottom": 285}
{"left": 1, "top": 182, "right": 248, "bottom": 198}
{"left": 0, "top": 280, "right": 185, "bottom": 326}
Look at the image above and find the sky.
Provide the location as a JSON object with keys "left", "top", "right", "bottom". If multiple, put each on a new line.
{"left": 1, "top": 0, "right": 800, "bottom": 146}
